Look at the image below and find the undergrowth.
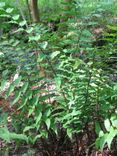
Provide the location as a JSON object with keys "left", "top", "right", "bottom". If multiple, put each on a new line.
{"left": 0, "top": 1, "right": 117, "bottom": 155}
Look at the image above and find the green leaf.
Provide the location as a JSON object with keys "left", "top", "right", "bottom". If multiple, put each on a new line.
{"left": 2, "top": 69, "right": 9, "bottom": 77}
{"left": 0, "top": 126, "right": 28, "bottom": 143}
{"left": 51, "top": 51, "right": 60, "bottom": 59}
{"left": 0, "top": 80, "right": 7, "bottom": 91}
{"left": 28, "top": 105, "right": 35, "bottom": 117}
{"left": 45, "top": 118, "right": 51, "bottom": 130}
{"left": 37, "top": 53, "right": 46, "bottom": 62}
{"left": 21, "top": 82, "right": 29, "bottom": 93}
{"left": 40, "top": 130, "right": 48, "bottom": 138}
{"left": 7, "top": 20, "right": 18, "bottom": 25}
{"left": 0, "top": 2, "right": 5, "bottom": 7}
{"left": 106, "top": 128, "right": 117, "bottom": 149}
{"left": 0, "top": 127, "right": 10, "bottom": 142}
{"left": 13, "top": 76, "right": 22, "bottom": 86}
{"left": 45, "top": 109, "right": 51, "bottom": 117}
{"left": 6, "top": 8, "right": 14, "bottom": 13}
{"left": 0, "top": 52, "right": 4, "bottom": 57}
{"left": 9, "top": 133, "right": 28, "bottom": 142}
{"left": 32, "top": 96, "right": 39, "bottom": 106}
{"left": 40, "top": 41, "right": 48, "bottom": 50}
{"left": 19, "top": 20, "right": 27, "bottom": 27}
{"left": 104, "top": 119, "right": 111, "bottom": 132}
{"left": 99, "top": 130, "right": 104, "bottom": 138}
{"left": 26, "top": 90, "right": 33, "bottom": 100}
{"left": 23, "top": 125, "right": 35, "bottom": 133}
{"left": 17, "top": 97, "right": 28, "bottom": 110}
{"left": 12, "top": 91, "right": 21, "bottom": 105}
{"left": 29, "top": 35, "right": 40, "bottom": 41}
{"left": 67, "top": 128, "right": 72, "bottom": 139}
{"left": 33, "top": 134, "right": 43, "bottom": 143}
{"left": 36, "top": 112, "right": 42, "bottom": 125}
{"left": 100, "top": 133, "right": 108, "bottom": 151}
{"left": 26, "top": 27, "right": 34, "bottom": 34}
{"left": 113, "top": 83, "right": 117, "bottom": 90}
{"left": 73, "top": 59, "right": 84, "bottom": 70}
{"left": 7, "top": 84, "right": 15, "bottom": 96}
{"left": 95, "top": 122, "right": 102, "bottom": 135}
{"left": 0, "top": 14, "right": 11, "bottom": 18}
{"left": 12, "top": 14, "right": 20, "bottom": 20}
{"left": 14, "top": 28, "right": 24, "bottom": 33}
{"left": 54, "top": 77, "right": 61, "bottom": 90}
{"left": 95, "top": 138, "right": 100, "bottom": 149}
{"left": 107, "top": 25, "right": 117, "bottom": 31}
{"left": 110, "top": 114, "right": 117, "bottom": 128}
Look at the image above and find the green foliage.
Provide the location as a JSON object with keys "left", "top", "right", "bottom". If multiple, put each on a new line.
{"left": 95, "top": 114, "right": 117, "bottom": 150}
{"left": 0, "top": 127, "right": 28, "bottom": 142}
{"left": 0, "top": 0, "right": 117, "bottom": 153}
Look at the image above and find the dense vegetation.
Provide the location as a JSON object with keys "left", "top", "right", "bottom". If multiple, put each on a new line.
{"left": 0, "top": 0, "right": 117, "bottom": 155}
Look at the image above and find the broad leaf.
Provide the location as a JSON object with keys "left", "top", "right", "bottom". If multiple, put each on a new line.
{"left": 36, "top": 112, "right": 42, "bottom": 125}
{"left": 12, "top": 14, "right": 20, "bottom": 20}
{"left": 19, "top": 20, "right": 27, "bottom": 27}
{"left": 106, "top": 128, "right": 117, "bottom": 149}
{"left": 6, "top": 8, "right": 13, "bottom": 13}
{"left": 45, "top": 118, "right": 51, "bottom": 130}
{"left": 104, "top": 119, "right": 111, "bottom": 132}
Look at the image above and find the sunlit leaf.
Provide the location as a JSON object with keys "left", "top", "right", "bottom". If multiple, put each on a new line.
{"left": 13, "top": 76, "right": 22, "bottom": 86}
{"left": 0, "top": 2, "right": 5, "bottom": 7}
{"left": 29, "top": 35, "right": 40, "bottom": 41}
{"left": 23, "top": 125, "right": 35, "bottom": 133}
{"left": 19, "top": 20, "right": 27, "bottom": 27}
{"left": 40, "top": 41, "right": 48, "bottom": 49}
{"left": 67, "top": 128, "right": 72, "bottom": 139}
{"left": 28, "top": 105, "right": 35, "bottom": 117}
{"left": 104, "top": 119, "right": 111, "bottom": 132}
{"left": 36, "top": 112, "right": 42, "bottom": 125}
{"left": 12, "top": 91, "right": 21, "bottom": 105}
{"left": 51, "top": 51, "right": 60, "bottom": 59}
{"left": 21, "top": 82, "right": 29, "bottom": 93}
{"left": 110, "top": 114, "right": 117, "bottom": 128}
{"left": 6, "top": 8, "right": 13, "bottom": 13}
{"left": 106, "top": 128, "right": 117, "bottom": 149}
{"left": 12, "top": 14, "right": 20, "bottom": 20}
{"left": 26, "top": 27, "right": 34, "bottom": 34}
{"left": 100, "top": 133, "right": 108, "bottom": 151}
{"left": 45, "top": 118, "right": 51, "bottom": 130}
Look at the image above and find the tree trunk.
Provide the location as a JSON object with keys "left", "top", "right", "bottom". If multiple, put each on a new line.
{"left": 28, "top": 1, "right": 46, "bottom": 76}
{"left": 29, "top": 0, "right": 40, "bottom": 23}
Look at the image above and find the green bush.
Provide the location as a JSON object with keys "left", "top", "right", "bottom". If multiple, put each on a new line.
{"left": 0, "top": 0, "right": 117, "bottom": 153}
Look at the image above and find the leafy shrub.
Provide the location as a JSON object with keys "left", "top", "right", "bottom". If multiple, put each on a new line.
{"left": 0, "top": 1, "right": 117, "bottom": 154}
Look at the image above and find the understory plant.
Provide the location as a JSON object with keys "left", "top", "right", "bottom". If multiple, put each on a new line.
{"left": 0, "top": 1, "right": 117, "bottom": 154}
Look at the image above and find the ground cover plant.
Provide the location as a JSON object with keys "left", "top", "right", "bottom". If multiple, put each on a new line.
{"left": 0, "top": 0, "right": 117, "bottom": 155}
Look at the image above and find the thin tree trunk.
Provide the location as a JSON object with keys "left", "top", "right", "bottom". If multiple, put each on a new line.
{"left": 29, "top": 0, "right": 40, "bottom": 23}
{"left": 28, "top": 1, "right": 46, "bottom": 76}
